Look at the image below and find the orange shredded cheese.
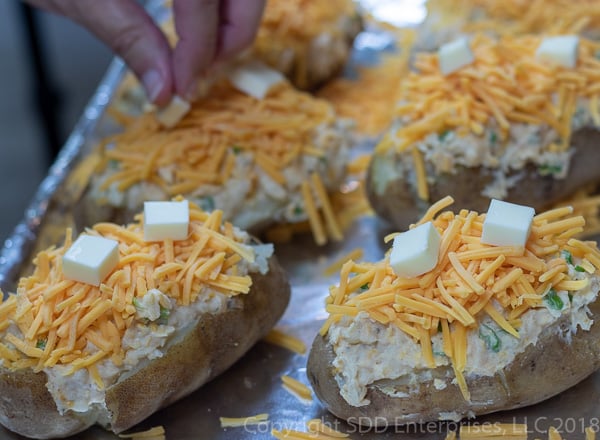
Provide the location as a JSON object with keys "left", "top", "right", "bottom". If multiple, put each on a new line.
{"left": 104, "top": 78, "right": 347, "bottom": 246}
{"left": 0, "top": 201, "right": 255, "bottom": 381}
{"left": 377, "top": 33, "right": 600, "bottom": 198}
{"left": 118, "top": 426, "right": 166, "bottom": 439}
{"left": 428, "top": 0, "right": 600, "bottom": 37}
{"left": 306, "top": 419, "right": 349, "bottom": 438}
{"left": 322, "top": 196, "right": 600, "bottom": 400}
{"left": 281, "top": 375, "right": 313, "bottom": 401}
{"left": 459, "top": 423, "right": 528, "bottom": 439}
{"left": 219, "top": 413, "right": 269, "bottom": 428}
{"left": 263, "top": 328, "right": 307, "bottom": 355}
{"left": 324, "top": 248, "right": 364, "bottom": 277}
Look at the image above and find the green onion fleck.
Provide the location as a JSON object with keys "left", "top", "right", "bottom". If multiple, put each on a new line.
{"left": 360, "top": 283, "right": 369, "bottom": 291}
{"left": 231, "top": 145, "right": 242, "bottom": 155}
{"left": 200, "top": 196, "right": 215, "bottom": 212}
{"left": 479, "top": 324, "right": 501, "bottom": 352}
{"left": 489, "top": 132, "right": 497, "bottom": 145}
{"left": 293, "top": 205, "right": 304, "bottom": 216}
{"left": 575, "top": 265, "right": 585, "bottom": 272}
{"left": 158, "top": 306, "right": 170, "bottom": 325}
{"left": 544, "top": 289, "right": 564, "bottom": 311}
{"left": 36, "top": 339, "right": 47, "bottom": 350}
{"left": 538, "top": 164, "right": 563, "bottom": 176}
{"left": 561, "top": 250, "right": 573, "bottom": 265}
{"left": 568, "top": 293, "right": 574, "bottom": 303}
{"left": 438, "top": 130, "right": 450, "bottom": 141}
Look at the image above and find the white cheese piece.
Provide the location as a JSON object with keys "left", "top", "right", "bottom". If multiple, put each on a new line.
{"left": 62, "top": 235, "right": 119, "bottom": 286}
{"left": 481, "top": 199, "right": 535, "bottom": 247}
{"left": 227, "top": 61, "right": 285, "bottom": 100}
{"left": 155, "top": 95, "right": 190, "bottom": 128}
{"left": 438, "top": 37, "right": 474, "bottom": 75}
{"left": 389, "top": 221, "right": 441, "bottom": 278}
{"left": 144, "top": 200, "right": 190, "bottom": 241}
{"left": 535, "top": 35, "right": 579, "bottom": 68}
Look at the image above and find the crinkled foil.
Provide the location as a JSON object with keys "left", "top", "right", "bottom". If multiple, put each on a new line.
{"left": 0, "top": 1, "right": 599, "bottom": 439}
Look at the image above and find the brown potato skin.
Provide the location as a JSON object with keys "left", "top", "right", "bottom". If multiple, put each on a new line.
{"left": 0, "top": 257, "right": 290, "bottom": 439}
{"left": 307, "top": 298, "right": 600, "bottom": 427}
{"left": 366, "top": 128, "right": 600, "bottom": 230}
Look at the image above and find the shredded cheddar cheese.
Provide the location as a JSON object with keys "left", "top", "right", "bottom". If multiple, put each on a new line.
{"left": 0, "top": 201, "right": 255, "bottom": 381}
{"left": 219, "top": 413, "right": 269, "bottom": 428}
{"left": 459, "top": 423, "right": 528, "bottom": 439}
{"left": 103, "top": 77, "right": 349, "bottom": 245}
{"left": 321, "top": 196, "right": 600, "bottom": 400}
{"left": 263, "top": 328, "right": 307, "bottom": 355}
{"left": 306, "top": 419, "right": 349, "bottom": 438}
{"left": 281, "top": 375, "right": 312, "bottom": 402}
{"left": 377, "top": 33, "right": 600, "bottom": 199}
{"left": 428, "top": 0, "right": 600, "bottom": 37}
{"left": 272, "top": 428, "right": 342, "bottom": 440}
{"left": 118, "top": 426, "right": 165, "bottom": 439}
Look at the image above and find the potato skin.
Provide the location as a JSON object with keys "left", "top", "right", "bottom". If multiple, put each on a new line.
{"left": 0, "top": 257, "right": 290, "bottom": 439}
{"left": 366, "top": 128, "right": 600, "bottom": 230}
{"left": 307, "top": 299, "right": 600, "bottom": 427}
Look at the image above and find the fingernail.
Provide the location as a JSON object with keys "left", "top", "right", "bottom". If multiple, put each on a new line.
{"left": 141, "top": 69, "right": 164, "bottom": 103}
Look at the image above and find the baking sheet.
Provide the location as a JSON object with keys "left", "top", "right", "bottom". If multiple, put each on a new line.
{"left": 0, "top": 1, "right": 599, "bottom": 438}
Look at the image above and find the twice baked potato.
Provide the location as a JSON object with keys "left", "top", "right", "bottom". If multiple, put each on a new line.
{"left": 83, "top": 74, "right": 353, "bottom": 244}
{"left": 308, "top": 197, "right": 600, "bottom": 425}
{"left": 418, "top": 0, "right": 600, "bottom": 51}
{"left": 367, "top": 34, "right": 600, "bottom": 230}
{"left": 0, "top": 200, "right": 290, "bottom": 438}
{"left": 251, "top": 0, "right": 362, "bottom": 90}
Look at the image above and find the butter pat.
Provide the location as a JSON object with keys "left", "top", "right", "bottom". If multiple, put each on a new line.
{"left": 155, "top": 95, "right": 190, "bottom": 128}
{"left": 438, "top": 37, "right": 474, "bottom": 75}
{"left": 228, "top": 61, "right": 285, "bottom": 100}
{"left": 535, "top": 35, "right": 579, "bottom": 68}
{"left": 481, "top": 199, "right": 535, "bottom": 247}
{"left": 62, "top": 235, "right": 119, "bottom": 286}
{"left": 144, "top": 201, "right": 189, "bottom": 241}
{"left": 389, "top": 222, "right": 441, "bottom": 278}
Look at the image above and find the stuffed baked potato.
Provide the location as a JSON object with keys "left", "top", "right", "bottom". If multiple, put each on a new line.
{"left": 0, "top": 200, "right": 290, "bottom": 438}
{"left": 367, "top": 34, "right": 600, "bottom": 230}
{"left": 308, "top": 197, "right": 600, "bottom": 426}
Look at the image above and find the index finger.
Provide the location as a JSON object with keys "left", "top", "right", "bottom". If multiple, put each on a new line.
{"left": 172, "top": 0, "right": 220, "bottom": 99}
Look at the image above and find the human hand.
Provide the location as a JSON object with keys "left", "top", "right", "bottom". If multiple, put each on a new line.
{"left": 24, "top": 0, "right": 266, "bottom": 105}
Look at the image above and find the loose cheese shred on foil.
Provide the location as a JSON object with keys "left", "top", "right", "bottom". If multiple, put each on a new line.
{"left": 321, "top": 195, "right": 600, "bottom": 400}
{"left": 306, "top": 419, "right": 349, "bottom": 438}
{"left": 0, "top": 201, "right": 254, "bottom": 384}
{"left": 219, "top": 413, "right": 269, "bottom": 428}
{"left": 263, "top": 329, "right": 307, "bottom": 355}
{"left": 281, "top": 375, "right": 313, "bottom": 402}
{"left": 118, "top": 425, "right": 166, "bottom": 439}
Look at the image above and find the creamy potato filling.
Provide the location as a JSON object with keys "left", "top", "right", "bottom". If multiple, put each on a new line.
{"left": 89, "top": 118, "right": 352, "bottom": 233}
{"left": 375, "top": 101, "right": 593, "bottom": 200}
{"left": 329, "top": 269, "right": 599, "bottom": 408}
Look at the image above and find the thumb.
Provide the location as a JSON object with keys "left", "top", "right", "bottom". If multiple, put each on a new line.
{"left": 26, "top": 0, "right": 175, "bottom": 105}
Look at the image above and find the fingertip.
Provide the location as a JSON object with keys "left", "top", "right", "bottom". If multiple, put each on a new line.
{"left": 141, "top": 68, "right": 172, "bottom": 106}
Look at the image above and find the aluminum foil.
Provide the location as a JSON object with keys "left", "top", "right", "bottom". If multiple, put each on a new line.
{"left": 0, "top": 1, "right": 599, "bottom": 439}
